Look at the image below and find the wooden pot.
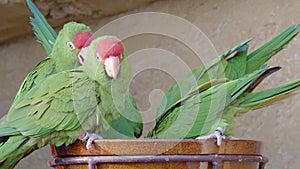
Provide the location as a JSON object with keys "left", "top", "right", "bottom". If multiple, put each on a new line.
{"left": 49, "top": 139, "right": 268, "bottom": 169}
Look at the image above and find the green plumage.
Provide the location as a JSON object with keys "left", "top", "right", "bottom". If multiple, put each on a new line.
{"left": 10, "top": 22, "right": 92, "bottom": 110}
{"left": 0, "top": 36, "right": 142, "bottom": 168}
{"left": 0, "top": 17, "right": 92, "bottom": 168}
{"left": 27, "top": 0, "right": 57, "bottom": 55}
{"left": 149, "top": 66, "right": 300, "bottom": 139}
{"left": 223, "top": 78, "right": 300, "bottom": 135}
{"left": 149, "top": 66, "right": 271, "bottom": 138}
{"left": 157, "top": 25, "right": 300, "bottom": 120}
{"left": 148, "top": 25, "right": 300, "bottom": 139}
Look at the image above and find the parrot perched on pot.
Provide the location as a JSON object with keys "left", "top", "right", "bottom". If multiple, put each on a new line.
{"left": 148, "top": 66, "right": 276, "bottom": 138}
{"left": 148, "top": 66, "right": 300, "bottom": 144}
{"left": 7, "top": 0, "right": 141, "bottom": 142}
{"left": 156, "top": 25, "right": 300, "bottom": 119}
{"left": 0, "top": 36, "right": 142, "bottom": 169}
{"left": 0, "top": 21, "right": 93, "bottom": 151}
{"left": 147, "top": 25, "right": 300, "bottom": 145}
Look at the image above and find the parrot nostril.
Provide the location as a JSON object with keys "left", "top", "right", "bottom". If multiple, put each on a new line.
{"left": 96, "top": 53, "right": 101, "bottom": 61}
{"left": 79, "top": 55, "right": 84, "bottom": 62}
{"left": 78, "top": 54, "right": 85, "bottom": 64}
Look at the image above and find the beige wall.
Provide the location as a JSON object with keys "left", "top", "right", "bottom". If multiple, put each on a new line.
{"left": 1, "top": 0, "right": 300, "bottom": 168}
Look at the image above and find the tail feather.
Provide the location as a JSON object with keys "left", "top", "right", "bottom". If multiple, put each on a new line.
{"left": 0, "top": 135, "right": 37, "bottom": 169}
{"left": 246, "top": 24, "right": 300, "bottom": 73}
{"left": 26, "top": 0, "right": 57, "bottom": 55}
{"left": 240, "top": 79, "right": 300, "bottom": 109}
{"left": 245, "top": 66, "right": 281, "bottom": 92}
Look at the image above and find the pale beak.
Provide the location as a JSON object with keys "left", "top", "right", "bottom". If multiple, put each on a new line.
{"left": 104, "top": 56, "right": 120, "bottom": 80}
{"left": 77, "top": 47, "right": 88, "bottom": 65}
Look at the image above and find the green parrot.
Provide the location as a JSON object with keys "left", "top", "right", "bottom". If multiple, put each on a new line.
{"left": 0, "top": 20, "right": 93, "bottom": 154}
{"left": 0, "top": 36, "right": 142, "bottom": 168}
{"left": 148, "top": 66, "right": 276, "bottom": 138}
{"left": 148, "top": 25, "right": 300, "bottom": 145}
{"left": 5, "top": 0, "right": 92, "bottom": 108}
{"left": 6, "top": 0, "right": 141, "bottom": 146}
{"left": 26, "top": 0, "right": 57, "bottom": 55}
{"left": 157, "top": 25, "right": 300, "bottom": 119}
{"left": 9, "top": 22, "right": 92, "bottom": 110}
{"left": 148, "top": 66, "right": 300, "bottom": 144}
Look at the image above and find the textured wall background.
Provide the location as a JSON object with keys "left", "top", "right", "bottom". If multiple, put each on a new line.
{"left": 0, "top": 0, "right": 157, "bottom": 43}
{"left": 0, "top": 0, "right": 300, "bottom": 168}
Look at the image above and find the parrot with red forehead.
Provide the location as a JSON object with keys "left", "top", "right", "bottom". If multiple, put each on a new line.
{"left": 1, "top": 17, "right": 93, "bottom": 149}
{"left": 26, "top": 0, "right": 92, "bottom": 57}
{"left": 0, "top": 36, "right": 142, "bottom": 168}
{"left": 9, "top": 22, "right": 92, "bottom": 109}
{"left": 6, "top": 0, "right": 93, "bottom": 108}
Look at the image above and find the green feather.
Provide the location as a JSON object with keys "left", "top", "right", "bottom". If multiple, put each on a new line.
{"left": 0, "top": 36, "right": 142, "bottom": 168}
{"left": 157, "top": 25, "right": 300, "bottom": 121}
{"left": 100, "top": 94, "right": 143, "bottom": 138}
{"left": 26, "top": 0, "right": 57, "bottom": 55}
{"left": 150, "top": 25, "right": 300, "bottom": 139}
{"left": 157, "top": 39, "right": 250, "bottom": 119}
{"left": 10, "top": 22, "right": 92, "bottom": 111}
{"left": 148, "top": 67, "right": 270, "bottom": 138}
{"left": 246, "top": 24, "right": 300, "bottom": 73}
{"left": 223, "top": 76, "right": 300, "bottom": 136}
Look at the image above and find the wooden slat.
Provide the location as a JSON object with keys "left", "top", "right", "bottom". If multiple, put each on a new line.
{"left": 51, "top": 139, "right": 262, "bottom": 156}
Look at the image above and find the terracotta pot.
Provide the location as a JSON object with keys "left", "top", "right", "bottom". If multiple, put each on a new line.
{"left": 49, "top": 139, "right": 268, "bottom": 169}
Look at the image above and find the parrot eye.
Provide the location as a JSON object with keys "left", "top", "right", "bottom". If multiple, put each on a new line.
{"left": 67, "top": 41, "right": 76, "bottom": 50}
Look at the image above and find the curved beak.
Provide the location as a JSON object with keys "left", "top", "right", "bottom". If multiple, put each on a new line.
{"left": 104, "top": 56, "right": 120, "bottom": 80}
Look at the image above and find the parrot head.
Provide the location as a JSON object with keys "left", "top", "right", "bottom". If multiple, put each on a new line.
{"left": 82, "top": 36, "right": 125, "bottom": 80}
{"left": 96, "top": 38, "right": 123, "bottom": 80}
{"left": 52, "top": 22, "right": 93, "bottom": 69}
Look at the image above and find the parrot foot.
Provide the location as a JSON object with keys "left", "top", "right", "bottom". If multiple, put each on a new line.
{"left": 196, "top": 127, "right": 225, "bottom": 146}
{"left": 80, "top": 132, "right": 103, "bottom": 152}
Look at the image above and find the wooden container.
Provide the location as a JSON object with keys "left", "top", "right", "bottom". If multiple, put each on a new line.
{"left": 49, "top": 139, "right": 268, "bottom": 169}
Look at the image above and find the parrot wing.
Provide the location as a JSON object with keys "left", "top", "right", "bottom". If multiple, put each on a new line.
{"left": 0, "top": 70, "right": 94, "bottom": 168}
{"left": 9, "top": 58, "right": 55, "bottom": 110}
{"left": 6, "top": 70, "right": 97, "bottom": 144}
{"left": 0, "top": 117, "right": 19, "bottom": 137}
{"left": 157, "top": 25, "right": 300, "bottom": 121}
{"left": 148, "top": 66, "right": 272, "bottom": 138}
{"left": 157, "top": 40, "right": 250, "bottom": 119}
{"left": 100, "top": 93, "right": 143, "bottom": 139}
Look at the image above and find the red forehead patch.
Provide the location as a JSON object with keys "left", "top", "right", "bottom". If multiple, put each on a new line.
{"left": 96, "top": 38, "right": 123, "bottom": 61}
{"left": 74, "top": 32, "right": 93, "bottom": 49}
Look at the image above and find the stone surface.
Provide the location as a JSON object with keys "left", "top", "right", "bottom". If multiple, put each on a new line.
{"left": 0, "top": 0, "right": 157, "bottom": 44}
{"left": 0, "top": 0, "right": 300, "bottom": 169}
